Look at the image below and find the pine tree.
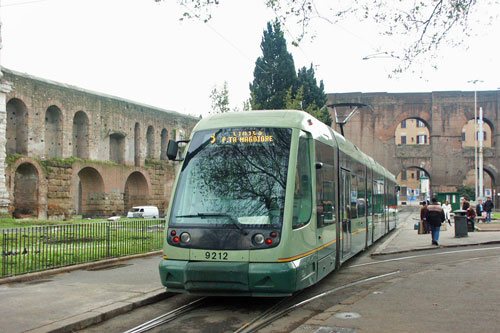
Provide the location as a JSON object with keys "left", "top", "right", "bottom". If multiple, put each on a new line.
{"left": 296, "top": 65, "right": 332, "bottom": 126}
{"left": 249, "top": 21, "right": 297, "bottom": 110}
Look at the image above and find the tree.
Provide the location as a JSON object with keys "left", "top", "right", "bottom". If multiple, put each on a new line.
{"left": 209, "top": 81, "right": 230, "bottom": 114}
{"left": 158, "top": 0, "right": 498, "bottom": 74}
{"left": 297, "top": 65, "right": 327, "bottom": 111}
{"left": 287, "top": 66, "right": 332, "bottom": 126}
{"left": 250, "top": 21, "right": 298, "bottom": 110}
{"left": 456, "top": 185, "right": 475, "bottom": 201}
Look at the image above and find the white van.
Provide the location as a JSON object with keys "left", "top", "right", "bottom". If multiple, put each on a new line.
{"left": 127, "top": 206, "right": 159, "bottom": 219}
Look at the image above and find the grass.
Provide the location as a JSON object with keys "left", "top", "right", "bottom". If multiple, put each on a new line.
{"left": 0, "top": 219, "right": 165, "bottom": 277}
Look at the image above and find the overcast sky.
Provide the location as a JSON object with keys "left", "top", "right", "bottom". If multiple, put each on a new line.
{"left": 2, "top": 0, "right": 499, "bottom": 117}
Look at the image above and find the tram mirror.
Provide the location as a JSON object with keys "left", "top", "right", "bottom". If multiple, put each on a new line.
{"left": 395, "top": 185, "right": 401, "bottom": 192}
{"left": 315, "top": 162, "right": 324, "bottom": 170}
{"left": 166, "top": 140, "right": 179, "bottom": 161}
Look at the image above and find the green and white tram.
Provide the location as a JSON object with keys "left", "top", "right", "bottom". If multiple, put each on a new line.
{"left": 159, "top": 110, "right": 397, "bottom": 296}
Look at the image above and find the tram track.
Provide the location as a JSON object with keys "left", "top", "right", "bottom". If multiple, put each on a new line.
{"left": 113, "top": 245, "right": 500, "bottom": 333}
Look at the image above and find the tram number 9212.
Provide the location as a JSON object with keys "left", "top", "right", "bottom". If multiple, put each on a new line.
{"left": 205, "top": 251, "right": 229, "bottom": 260}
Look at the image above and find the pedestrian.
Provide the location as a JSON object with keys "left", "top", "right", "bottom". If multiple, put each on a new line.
{"left": 483, "top": 197, "right": 494, "bottom": 223}
{"left": 420, "top": 201, "right": 430, "bottom": 234}
{"left": 475, "top": 199, "right": 484, "bottom": 223}
{"left": 466, "top": 205, "right": 476, "bottom": 232}
{"left": 462, "top": 197, "right": 470, "bottom": 211}
{"left": 442, "top": 200, "right": 452, "bottom": 225}
{"left": 426, "top": 197, "right": 445, "bottom": 245}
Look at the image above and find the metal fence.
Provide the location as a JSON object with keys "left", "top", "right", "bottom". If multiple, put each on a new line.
{"left": 1, "top": 219, "right": 165, "bottom": 278}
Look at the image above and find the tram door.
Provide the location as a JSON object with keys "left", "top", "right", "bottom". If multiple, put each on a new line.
{"left": 340, "top": 169, "right": 352, "bottom": 259}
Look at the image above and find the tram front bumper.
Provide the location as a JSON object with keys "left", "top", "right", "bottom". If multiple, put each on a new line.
{"left": 159, "top": 259, "right": 297, "bottom": 296}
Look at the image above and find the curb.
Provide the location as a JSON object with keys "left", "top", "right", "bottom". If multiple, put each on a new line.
{"left": 372, "top": 240, "right": 500, "bottom": 256}
{"left": 30, "top": 289, "right": 174, "bottom": 333}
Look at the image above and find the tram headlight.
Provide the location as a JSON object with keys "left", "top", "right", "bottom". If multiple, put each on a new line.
{"left": 253, "top": 233, "right": 265, "bottom": 245}
{"left": 180, "top": 232, "right": 191, "bottom": 243}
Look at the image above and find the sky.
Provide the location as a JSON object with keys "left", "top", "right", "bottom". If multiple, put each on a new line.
{"left": 1, "top": 0, "right": 499, "bottom": 118}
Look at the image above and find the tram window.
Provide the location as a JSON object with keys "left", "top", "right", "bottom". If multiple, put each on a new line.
{"left": 350, "top": 174, "right": 358, "bottom": 219}
{"left": 315, "top": 140, "right": 336, "bottom": 227}
{"left": 293, "top": 133, "right": 312, "bottom": 229}
{"left": 358, "top": 176, "right": 366, "bottom": 217}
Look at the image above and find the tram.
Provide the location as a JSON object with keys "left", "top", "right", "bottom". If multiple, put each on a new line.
{"left": 159, "top": 110, "right": 397, "bottom": 296}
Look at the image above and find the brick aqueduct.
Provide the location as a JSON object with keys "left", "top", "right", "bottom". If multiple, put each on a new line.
{"left": 328, "top": 91, "right": 500, "bottom": 207}
{"left": 3, "top": 69, "right": 198, "bottom": 219}
{"left": 1, "top": 69, "right": 499, "bottom": 219}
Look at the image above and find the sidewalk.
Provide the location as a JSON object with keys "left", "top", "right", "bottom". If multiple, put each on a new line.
{"left": 1, "top": 209, "right": 499, "bottom": 333}
{"left": 0, "top": 254, "right": 168, "bottom": 333}
{"left": 373, "top": 209, "right": 500, "bottom": 255}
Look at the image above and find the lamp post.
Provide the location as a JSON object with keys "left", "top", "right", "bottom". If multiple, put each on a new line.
{"left": 468, "top": 79, "right": 483, "bottom": 200}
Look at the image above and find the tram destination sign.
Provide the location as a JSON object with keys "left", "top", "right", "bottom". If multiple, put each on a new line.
{"left": 210, "top": 129, "right": 274, "bottom": 145}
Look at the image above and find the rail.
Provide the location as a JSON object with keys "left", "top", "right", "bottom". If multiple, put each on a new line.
{"left": 1, "top": 219, "right": 165, "bottom": 278}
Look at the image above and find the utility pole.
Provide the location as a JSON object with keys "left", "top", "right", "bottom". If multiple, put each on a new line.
{"left": 468, "top": 80, "right": 483, "bottom": 200}
{"left": 478, "top": 107, "right": 484, "bottom": 199}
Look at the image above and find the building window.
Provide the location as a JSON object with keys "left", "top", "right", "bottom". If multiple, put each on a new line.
{"left": 417, "top": 120, "right": 425, "bottom": 128}
{"left": 476, "top": 131, "right": 487, "bottom": 141}
{"left": 417, "top": 135, "right": 427, "bottom": 144}
{"left": 411, "top": 172, "right": 415, "bottom": 179}
{"left": 401, "top": 171, "right": 407, "bottom": 180}
{"left": 401, "top": 135, "right": 407, "bottom": 145}
{"left": 462, "top": 132, "right": 466, "bottom": 141}
{"left": 401, "top": 186, "right": 407, "bottom": 198}
{"left": 401, "top": 120, "right": 407, "bottom": 128}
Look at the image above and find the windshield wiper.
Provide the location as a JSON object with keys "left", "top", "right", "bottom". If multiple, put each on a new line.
{"left": 176, "top": 213, "right": 248, "bottom": 235}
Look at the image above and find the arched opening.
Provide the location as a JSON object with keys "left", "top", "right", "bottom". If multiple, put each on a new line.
{"left": 395, "top": 118, "right": 430, "bottom": 145}
{"left": 6, "top": 98, "right": 29, "bottom": 155}
{"left": 461, "top": 118, "right": 493, "bottom": 148}
{"left": 72, "top": 111, "right": 89, "bottom": 158}
{"left": 134, "top": 123, "right": 141, "bottom": 166}
{"left": 397, "top": 167, "right": 431, "bottom": 205}
{"left": 146, "top": 125, "right": 154, "bottom": 159}
{"left": 160, "top": 128, "right": 168, "bottom": 161}
{"left": 109, "top": 133, "right": 125, "bottom": 164}
{"left": 76, "top": 167, "right": 105, "bottom": 217}
{"left": 124, "top": 172, "right": 150, "bottom": 213}
{"left": 463, "top": 168, "right": 495, "bottom": 199}
{"left": 14, "top": 163, "right": 39, "bottom": 217}
{"left": 45, "top": 105, "right": 63, "bottom": 158}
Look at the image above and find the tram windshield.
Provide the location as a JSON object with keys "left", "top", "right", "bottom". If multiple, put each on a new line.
{"left": 170, "top": 127, "right": 292, "bottom": 229}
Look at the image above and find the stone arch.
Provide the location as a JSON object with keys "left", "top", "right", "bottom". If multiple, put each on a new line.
{"left": 397, "top": 166, "right": 432, "bottom": 203}
{"left": 463, "top": 168, "right": 495, "bottom": 197}
{"left": 123, "top": 171, "right": 151, "bottom": 213}
{"left": 395, "top": 117, "right": 431, "bottom": 145}
{"left": 72, "top": 111, "right": 89, "bottom": 158}
{"left": 13, "top": 162, "right": 39, "bottom": 217}
{"left": 160, "top": 128, "right": 168, "bottom": 161}
{"left": 134, "top": 122, "right": 141, "bottom": 166}
{"left": 76, "top": 167, "right": 105, "bottom": 217}
{"left": 461, "top": 117, "right": 493, "bottom": 148}
{"left": 109, "top": 132, "right": 125, "bottom": 164}
{"left": 6, "top": 98, "right": 29, "bottom": 155}
{"left": 146, "top": 125, "right": 155, "bottom": 159}
{"left": 45, "top": 105, "right": 63, "bottom": 158}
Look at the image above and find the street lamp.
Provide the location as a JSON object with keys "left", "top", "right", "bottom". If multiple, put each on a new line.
{"left": 468, "top": 79, "right": 483, "bottom": 200}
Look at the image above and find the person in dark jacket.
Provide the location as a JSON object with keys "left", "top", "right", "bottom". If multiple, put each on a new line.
{"left": 420, "top": 201, "right": 430, "bottom": 234}
{"left": 462, "top": 198, "right": 470, "bottom": 211}
{"left": 426, "top": 197, "right": 445, "bottom": 245}
{"left": 476, "top": 199, "right": 483, "bottom": 222}
{"left": 483, "top": 197, "right": 494, "bottom": 223}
